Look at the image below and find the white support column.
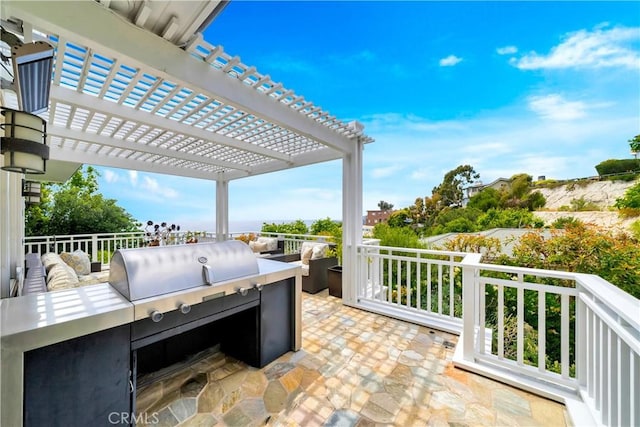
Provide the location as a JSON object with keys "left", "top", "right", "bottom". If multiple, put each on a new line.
{"left": 341, "top": 132, "right": 363, "bottom": 305}
{"left": 215, "top": 176, "right": 229, "bottom": 242}
{"left": 0, "top": 170, "right": 24, "bottom": 298}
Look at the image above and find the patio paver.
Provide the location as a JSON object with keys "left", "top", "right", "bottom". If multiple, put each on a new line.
{"left": 136, "top": 291, "right": 569, "bottom": 426}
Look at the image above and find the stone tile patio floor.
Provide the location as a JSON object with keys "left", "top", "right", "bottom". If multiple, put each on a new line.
{"left": 136, "top": 290, "right": 570, "bottom": 426}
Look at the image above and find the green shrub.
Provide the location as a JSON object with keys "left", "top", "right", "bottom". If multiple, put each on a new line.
{"left": 631, "top": 220, "right": 640, "bottom": 240}
{"left": 615, "top": 181, "right": 640, "bottom": 210}
{"left": 477, "top": 208, "right": 544, "bottom": 229}
{"left": 595, "top": 159, "right": 640, "bottom": 176}
{"left": 551, "top": 216, "right": 583, "bottom": 229}
{"left": 570, "top": 197, "right": 600, "bottom": 211}
{"left": 261, "top": 220, "right": 309, "bottom": 235}
{"left": 309, "top": 217, "right": 341, "bottom": 236}
{"left": 372, "top": 223, "right": 425, "bottom": 249}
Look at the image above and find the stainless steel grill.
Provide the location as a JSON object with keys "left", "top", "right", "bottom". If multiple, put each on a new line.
{"left": 110, "top": 240, "right": 259, "bottom": 301}
{"left": 109, "top": 240, "right": 265, "bottom": 322}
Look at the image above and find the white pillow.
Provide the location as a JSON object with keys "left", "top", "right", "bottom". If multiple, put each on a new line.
{"left": 311, "top": 244, "right": 327, "bottom": 260}
{"left": 250, "top": 241, "right": 268, "bottom": 253}
{"left": 301, "top": 246, "right": 314, "bottom": 265}
{"left": 257, "top": 237, "right": 278, "bottom": 252}
{"left": 41, "top": 252, "right": 64, "bottom": 273}
{"left": 60, "top": 250, "right": 91, "bottom": 275}
{"left": 47, "top": 263, "right": 79, "bottom": 291}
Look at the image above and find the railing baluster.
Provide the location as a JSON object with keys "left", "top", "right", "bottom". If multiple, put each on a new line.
{"left": 538, "top": 290, "right": 546, "bottom": 372}
{"left": 595, "top": 317, "right": 602, "bottom": 411}
{"left": 416, "top": 253, "right": 421, "bottom": 310}
{"left": 498, "top": 284, "right": 504, "bottom": 359}
{"left": 608, "top": 332, "right": 618, "bottom": 426}
{"left": 561, "top": 294, "right": 569, "bottom": 379}
{"left": 427, "top": 263, "right": 431, "bottom": 313}
{"left": 479, "top": 280, "right": 486, "bottom": 355}
{"left": 517, "top": 273, "right": 524, "bottom": 366}
{"left": 387, "top": 256, "right": 392, "bottom": 303}
{"left": 449, "top": 258, "right": 454, "bottom": 317}
{"left": 406, "top": 260, "right": 411, "bottom": 308}
{"left": 438, "top": 264, "right": 443, "bottom": 315}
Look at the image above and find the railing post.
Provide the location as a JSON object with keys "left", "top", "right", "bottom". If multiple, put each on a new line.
{"left": 91, "top": 235, "right": 98, "bottom": 262}
{"left": 461, "top": 253, "right": 482, "bottom": 362}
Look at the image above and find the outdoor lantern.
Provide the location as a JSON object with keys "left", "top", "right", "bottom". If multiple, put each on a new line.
{"left": 0, "top": 107, "right": 49, "bottom": 174}
{"left": 22, "top": 179, "right": 41, "bottom": 205}
{"left": 1, "top": 26, "right": 54, "bottom": 114}
{"left": 11, "top": 40, "right": 54, "bottom": 114}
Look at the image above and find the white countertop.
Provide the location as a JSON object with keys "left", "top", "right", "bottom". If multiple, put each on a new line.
{"left": 1, "top": 283, "right": 134, "bottom": 350}
{"left": 1, "top": 259, "right": 298, "bottom": 348}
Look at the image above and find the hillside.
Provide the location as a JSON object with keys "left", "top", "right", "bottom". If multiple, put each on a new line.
{"left": 536, "top": 180, "right": 635, "bottom": 209}
{"left": 534, "top": 179, "right": 638, "bottom": 233}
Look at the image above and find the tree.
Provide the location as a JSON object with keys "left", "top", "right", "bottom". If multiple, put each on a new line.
{"left": 432, "top": 165, "right": 480, "bottom": 207}
{"left": 630, "top": 135, "right": 640, "bottom": 159}
{"left": 467, "top": 187, "right": 502, "bottom": 211}
{"left": 25, "top": 166, "right": 140, "bottom": 236}
{"left": 309, "top": 217, "right": 341, "bottom": 236}
{"left": 377, "top": 200, "right": 394, "bottom": 211}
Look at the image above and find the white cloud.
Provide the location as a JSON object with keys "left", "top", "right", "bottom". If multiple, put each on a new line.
{"left": 129, "top": 170, "right": 138, "bottom": 186}
{"left": 528, "top": 94, "right": 587, "bottom": 120}
{"left": 497, "top": 46, "right": 518, "bottom": 55}
{"left": 140, "top": 176, "right": 179, "bottom": 198}
{"left": 513, "top": 24, "right": 640, "bottom": 70}
{"left": 103, "top": 170, "right": 119, "bottom": 183}
{"left": 371, "top": 165, "right": 403, "bottom": 179}
{"left": 439, "top": 55, "right": 463, "bottom": 67}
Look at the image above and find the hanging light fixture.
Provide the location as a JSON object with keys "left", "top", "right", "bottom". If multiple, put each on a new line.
{"left": 22, "top": 179, "right": 41, "bottom": 205}
{"left": 11, "top": 40, "right": 54, "bottom": 114}
{"left": 0, "top": 107, "right": 49, "bottom": 174}
{"left": 1, "top": 26, "right": 54, "bottom": 114}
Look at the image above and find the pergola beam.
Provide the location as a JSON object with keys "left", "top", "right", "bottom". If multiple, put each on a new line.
{"left": 4, "top": 0, "right": 355, "bottom": 154}
{"left": 49, "top": 86, "right": 293, "bottom": 164}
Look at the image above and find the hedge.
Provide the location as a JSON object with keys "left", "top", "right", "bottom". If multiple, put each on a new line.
{"left": 595, "top": 159, "right": 640, "bottom": 176}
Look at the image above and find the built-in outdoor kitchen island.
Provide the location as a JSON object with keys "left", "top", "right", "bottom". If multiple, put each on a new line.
{"left": 0, "top": 241, "right": 301, "bottom": 426}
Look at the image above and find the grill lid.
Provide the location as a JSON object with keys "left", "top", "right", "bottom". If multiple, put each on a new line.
{"left": 109, "top": 240, "right": 259, "bottom": 301}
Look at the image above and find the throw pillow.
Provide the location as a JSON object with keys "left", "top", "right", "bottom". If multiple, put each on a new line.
{"left": 60, "top": 250, "right": 91, "bottom": 275}
{"left": 41, "top": 252, "right": 63, "bottom": 273}
{"left": 46, "top": 263, "right": 79, "bottom": 291}
{"left": 301, "top": 246, "right": 314, "bottom": 265}
{"left": 311, "top": 244, "right": 327, "bottom": 260}
{"left": 250, "top": 241, "right": 268, "bottom": 253}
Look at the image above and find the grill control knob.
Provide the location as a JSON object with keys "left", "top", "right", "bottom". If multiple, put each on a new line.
{"left": 150, "top": 310, "right": 164, "bottom": 323}
{"left": 236, "top": 287, "right": 249, "bottom": 296}
{"left": 254, "top": 283, "right": 264, "bottom": 291}
{"left": 179, "top": 303, "right": 191, "bottom": 314}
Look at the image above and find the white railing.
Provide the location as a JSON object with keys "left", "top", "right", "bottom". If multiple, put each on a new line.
{"left": 356, "top": 243, "right": 640, "bottom": 426}
{"left": 24, "top": 231, "right": 216, "bottom": 265}
{"left": 356, "top": 244, "right": 467, "bottom": 332}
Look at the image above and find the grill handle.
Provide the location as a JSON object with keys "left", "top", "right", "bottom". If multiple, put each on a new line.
{"left": 202, "top": 264, "right": 215, "bottom": 285}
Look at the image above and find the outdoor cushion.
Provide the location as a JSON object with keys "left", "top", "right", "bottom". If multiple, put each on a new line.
{"left": 249, "top": 241, "right": 268, "bottom": 252}
{"left": 299, "top": 241, "right": 329, "bottom": 265}
{"left": 60, "top": 250, "right": 91, "bottom": 275}
{"left": 289, "top": 260, "right": 309, "bottom": 276}
{"left": 46, "top": 263, "right": 79, "bottom": 291}
{"left": 41, "top": 252, "right": 64, "bottom": 273}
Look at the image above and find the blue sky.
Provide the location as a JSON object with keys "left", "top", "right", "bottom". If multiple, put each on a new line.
{"left": 96, "top": 1, "right": 640, "bottom": 231}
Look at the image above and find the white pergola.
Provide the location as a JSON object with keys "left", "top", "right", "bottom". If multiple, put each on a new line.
{"left": 0, "top": 0, "right": 372, "bottom": 303}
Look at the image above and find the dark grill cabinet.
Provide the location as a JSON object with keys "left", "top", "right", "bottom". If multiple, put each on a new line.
{"left": 23, "top": 325, "right": 131, "bottom": 427}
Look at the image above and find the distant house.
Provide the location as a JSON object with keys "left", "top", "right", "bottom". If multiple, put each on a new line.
{"left": 463, "top": 177, "right": 512, "bottom": 206}
{"left": 365, "top": 209, "right": 394, "bottom": 226}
